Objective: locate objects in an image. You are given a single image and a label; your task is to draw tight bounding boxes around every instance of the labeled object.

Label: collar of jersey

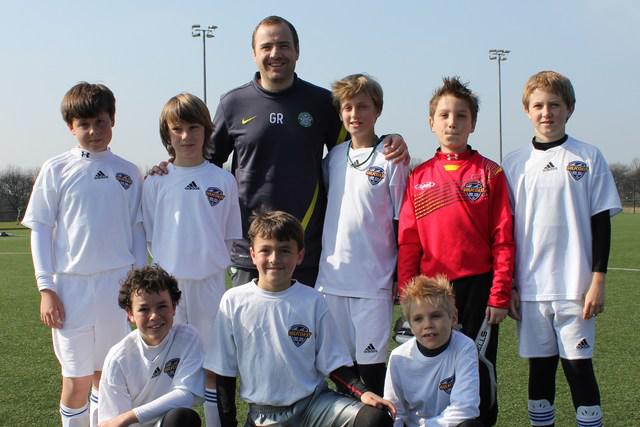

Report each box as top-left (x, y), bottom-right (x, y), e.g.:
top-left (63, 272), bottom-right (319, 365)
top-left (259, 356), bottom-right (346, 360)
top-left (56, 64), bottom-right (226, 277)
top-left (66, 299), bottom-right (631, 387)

top-left (73, 146), bottom-right (111, 160)
top-left (434, 146), bottom-right (475, 161)
top-left (252, 72), bottom-right (299, 98)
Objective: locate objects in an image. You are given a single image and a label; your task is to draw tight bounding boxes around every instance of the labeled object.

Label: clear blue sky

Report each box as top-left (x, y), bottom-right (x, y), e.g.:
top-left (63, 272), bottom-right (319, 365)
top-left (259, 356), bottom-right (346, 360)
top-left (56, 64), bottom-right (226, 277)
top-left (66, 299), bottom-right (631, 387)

top-left (2, 0), bottom-right (639, 170)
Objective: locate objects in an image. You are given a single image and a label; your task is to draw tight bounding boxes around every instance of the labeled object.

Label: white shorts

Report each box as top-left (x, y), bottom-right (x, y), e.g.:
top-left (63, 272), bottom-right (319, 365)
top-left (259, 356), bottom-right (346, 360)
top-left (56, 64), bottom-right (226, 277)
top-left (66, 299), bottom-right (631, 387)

top-left (174, 271), bottom-right (226, 349)
top-left (518, 300), bottom-right (595, 359)
top-left (52, 266), bottom-right (131, 377)
top-left (322, 293), bottom-right (391, 364)
top-left (246, 383), bottom-right (363, 427)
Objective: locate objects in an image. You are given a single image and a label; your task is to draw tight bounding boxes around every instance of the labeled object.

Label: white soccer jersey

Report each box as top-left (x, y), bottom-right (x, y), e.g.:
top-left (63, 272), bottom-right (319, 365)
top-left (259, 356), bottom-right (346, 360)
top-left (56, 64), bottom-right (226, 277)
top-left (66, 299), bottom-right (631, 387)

top-left (502, 137), bottom-right (622, 301)
top-left (316, 142), bottom-right (409, 298)
top-left (205, 281), bottom-right (353, 406)
top-left (143, 162), bottom-right (242, 280)
top-left (99, 324), bottom-right (205, 427)
top-left (22, 147), bottom-right (143, 274)
top-left (384, 330), bottom-right (480, 427)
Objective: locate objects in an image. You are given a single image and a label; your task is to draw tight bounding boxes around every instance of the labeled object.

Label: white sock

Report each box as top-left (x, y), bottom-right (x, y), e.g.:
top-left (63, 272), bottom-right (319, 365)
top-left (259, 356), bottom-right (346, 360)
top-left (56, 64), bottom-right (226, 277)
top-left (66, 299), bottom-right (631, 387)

top-left (89, 388), bottom-right (99, 427)
top-left (528, 399), bottom-right (555, 426)
top-left (204, 388), bottom-right (221, 427)
top-left (577, 405), bottom-right (603, 427)
top-left (60, 401), bottom-right (89, 427)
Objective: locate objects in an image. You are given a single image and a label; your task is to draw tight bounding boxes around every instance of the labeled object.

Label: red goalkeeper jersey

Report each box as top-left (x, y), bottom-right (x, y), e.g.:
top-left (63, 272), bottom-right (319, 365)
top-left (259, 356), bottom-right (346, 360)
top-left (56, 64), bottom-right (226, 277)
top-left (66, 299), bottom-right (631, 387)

top-left (397, 148), bottom-right (514, 308)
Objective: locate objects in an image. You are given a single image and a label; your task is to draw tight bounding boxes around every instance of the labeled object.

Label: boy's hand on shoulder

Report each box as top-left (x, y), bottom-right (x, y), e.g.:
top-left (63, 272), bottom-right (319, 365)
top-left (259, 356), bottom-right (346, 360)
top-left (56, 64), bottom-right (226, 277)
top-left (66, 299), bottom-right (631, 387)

top-left (382, 134), bottom-right (410, 165)
top-left (583, 272), bottom-right (606, 320)
top-left (40, 289), bottom-right (65, 328)
top-left (508, 288), bottom-right (521, 321)
top-left (147, 160), bottom-right (172, 177)
top-left (486, 306), bottom-right (508, 324)
top-left (360, 391), bottom-right (396, 418)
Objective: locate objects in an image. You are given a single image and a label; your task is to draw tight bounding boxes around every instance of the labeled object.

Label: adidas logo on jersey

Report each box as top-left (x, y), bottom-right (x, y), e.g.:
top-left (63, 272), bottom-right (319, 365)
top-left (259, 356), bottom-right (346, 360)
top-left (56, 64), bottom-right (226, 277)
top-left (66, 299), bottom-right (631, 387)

top-left (151, 367), bottom-right (161, 378)
top-left (94, 170), bottom-right (108, 180)
top-left (543, 162), bottom-right (557, 172)
top-left (184, 181), bottom-right (200, 190)
top-left (576, 338), bottom-right (591, 350)
top-left (363, 343), bottom-right (378, 354)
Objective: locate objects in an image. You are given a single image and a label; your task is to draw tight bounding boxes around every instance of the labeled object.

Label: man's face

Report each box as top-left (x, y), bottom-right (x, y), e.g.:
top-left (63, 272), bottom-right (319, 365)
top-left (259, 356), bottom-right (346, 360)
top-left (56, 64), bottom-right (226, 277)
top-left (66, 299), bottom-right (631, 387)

top-left (252, 23), bottom-right (299, 91)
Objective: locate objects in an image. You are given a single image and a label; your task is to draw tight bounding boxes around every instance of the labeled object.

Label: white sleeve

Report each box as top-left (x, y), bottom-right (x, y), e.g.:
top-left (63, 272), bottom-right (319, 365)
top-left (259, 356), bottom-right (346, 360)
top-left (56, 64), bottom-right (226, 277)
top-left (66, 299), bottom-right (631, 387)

top-left (204, 294), bottom-right (238, 376)
top-left (132, 221), bottom-right (147, 268)
top-left (30, 222), bottom-right (55, 291)
top-left (98, 357), bottom-right (134, 424)
top-left (133, 388), bottom-right (196, 424)
top-left (141, 178), bottom-right (156, 245)
top-left (314, 300), bottom-right (353, 376)
top-left (388, 159), bottom-right (410, 219)
top-left (384, 353), bottom-right (408, 427)
top-left (427, 340), bottom-right (480, 426)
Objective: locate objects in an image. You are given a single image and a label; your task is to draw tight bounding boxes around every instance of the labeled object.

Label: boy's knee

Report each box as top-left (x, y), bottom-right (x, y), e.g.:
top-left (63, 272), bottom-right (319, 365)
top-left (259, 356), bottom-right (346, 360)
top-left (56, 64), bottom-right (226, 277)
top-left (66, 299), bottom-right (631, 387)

top-left (353, 405), bottom-right (393, 427)
top-left (160, 407), bottom-right (202, 427)
top-left (61, 375), bottom-right (93, 406)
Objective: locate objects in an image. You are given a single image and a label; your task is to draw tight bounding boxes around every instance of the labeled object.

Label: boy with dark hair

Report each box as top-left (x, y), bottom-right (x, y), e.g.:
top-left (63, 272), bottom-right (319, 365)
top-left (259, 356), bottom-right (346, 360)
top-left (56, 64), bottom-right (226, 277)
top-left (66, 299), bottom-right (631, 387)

top-left (23, 82), bottom-right (146, 427)
top-left (99, 265), bottom-right (203, 427)
top-left (385, 275), bottom-right (482, 427)
top-left (144, 92), bottom-right (242, 427)
top-left (316, 73), bottom-right (409, 395)
top-left (205, 210), bottom-right (396, 427)
top-left (503, 70), bottom-right (622, 427)
top-left (397, 77), bottom-right (514, 426)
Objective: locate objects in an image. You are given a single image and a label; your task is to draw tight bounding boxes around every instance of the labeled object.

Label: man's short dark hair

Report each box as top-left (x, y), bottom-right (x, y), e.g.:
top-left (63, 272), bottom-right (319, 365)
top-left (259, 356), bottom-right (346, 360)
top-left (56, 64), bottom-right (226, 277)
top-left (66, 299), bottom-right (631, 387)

top-left (251, 15), bottom-right (299, 53)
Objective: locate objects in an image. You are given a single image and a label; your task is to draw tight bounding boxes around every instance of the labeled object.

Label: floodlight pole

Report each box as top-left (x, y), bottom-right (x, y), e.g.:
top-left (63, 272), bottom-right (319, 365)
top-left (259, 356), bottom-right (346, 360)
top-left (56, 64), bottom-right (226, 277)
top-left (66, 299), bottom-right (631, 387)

top-left (488, 49), bottom-right (509, 163)
top-left (192, 24), bottom-right (218, 104)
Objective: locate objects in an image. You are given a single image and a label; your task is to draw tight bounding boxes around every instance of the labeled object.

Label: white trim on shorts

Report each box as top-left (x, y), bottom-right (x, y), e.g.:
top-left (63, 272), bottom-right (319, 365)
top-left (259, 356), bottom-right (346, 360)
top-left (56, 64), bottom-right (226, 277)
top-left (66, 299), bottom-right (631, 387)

top-left (322, 294), bottom-right (391, 364)
top-left (518, 300), bottom-right (595, 359)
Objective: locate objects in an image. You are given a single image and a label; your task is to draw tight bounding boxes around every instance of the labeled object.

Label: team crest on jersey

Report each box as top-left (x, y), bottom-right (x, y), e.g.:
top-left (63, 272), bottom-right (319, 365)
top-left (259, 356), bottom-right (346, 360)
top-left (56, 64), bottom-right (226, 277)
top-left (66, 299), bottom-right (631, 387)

top-left (297, 112), bottom-right (313, 128)
top-left (115, 173), bottom-right (133, 190)
top-left (206, 187), bottom-right (225, 207)
top-left (567, 161), bottom-right (589, 181)
top-left (288, 324), bottom-right (312, 347)
top-left (462, 181), bottom-right (485, 201)
top-left (439, 374), bottom-right (455, 394)
top-left (163, 358), bottom-right (180, 378)
top-left (366, 166), bottom-right (385, 185)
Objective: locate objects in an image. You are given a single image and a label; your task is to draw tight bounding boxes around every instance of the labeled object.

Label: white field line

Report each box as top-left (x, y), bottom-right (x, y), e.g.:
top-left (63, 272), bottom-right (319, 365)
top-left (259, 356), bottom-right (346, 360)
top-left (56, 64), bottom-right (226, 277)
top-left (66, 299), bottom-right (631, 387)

top-left (0, 252), bottom-right (30, 255)
top-left (609, 267), bottom-right (640, 272)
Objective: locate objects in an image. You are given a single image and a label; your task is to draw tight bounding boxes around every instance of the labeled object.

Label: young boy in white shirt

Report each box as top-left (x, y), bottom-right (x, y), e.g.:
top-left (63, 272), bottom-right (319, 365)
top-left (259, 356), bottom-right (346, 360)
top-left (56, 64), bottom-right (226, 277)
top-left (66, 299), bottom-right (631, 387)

top-left (205, 210), bottom-right (396, 427)
top-left (385, 275), bottom-right (482, 427)
top-left (23, 82), bottom-right (146, 427)
top-left (316, 73), bottom-right (409, 395)
top-left (503, 70), bottom-right (622, 427)
top-left (99, 265), bottom-right (204, 427)
top-left (143, 92), bottom-right (242, 427)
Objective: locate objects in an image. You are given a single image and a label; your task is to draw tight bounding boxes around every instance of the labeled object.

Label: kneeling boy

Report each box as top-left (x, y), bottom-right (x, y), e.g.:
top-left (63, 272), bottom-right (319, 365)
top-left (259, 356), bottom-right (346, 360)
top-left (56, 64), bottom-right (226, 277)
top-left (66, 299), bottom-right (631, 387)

top-left (385, 275), bottom-right (482, 427)
top-left (205, 211), bottom-right (395, 427)
top-left (98, 266), bottom-right (204, 427)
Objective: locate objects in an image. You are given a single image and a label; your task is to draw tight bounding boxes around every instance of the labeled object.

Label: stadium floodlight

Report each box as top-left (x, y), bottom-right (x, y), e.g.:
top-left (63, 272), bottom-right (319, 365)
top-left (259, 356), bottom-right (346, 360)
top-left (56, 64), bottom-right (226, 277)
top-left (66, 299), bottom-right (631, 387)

top-left (192, 24), bottom-right (218, 104)
top-left (488, 49), bottom-right (510, 163)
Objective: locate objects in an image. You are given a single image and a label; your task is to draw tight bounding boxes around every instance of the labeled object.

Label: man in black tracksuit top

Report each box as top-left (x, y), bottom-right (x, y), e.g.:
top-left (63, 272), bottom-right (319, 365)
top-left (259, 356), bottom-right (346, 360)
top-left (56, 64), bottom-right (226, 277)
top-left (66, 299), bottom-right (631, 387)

top-left (211, 15), bottom-right (407, 287)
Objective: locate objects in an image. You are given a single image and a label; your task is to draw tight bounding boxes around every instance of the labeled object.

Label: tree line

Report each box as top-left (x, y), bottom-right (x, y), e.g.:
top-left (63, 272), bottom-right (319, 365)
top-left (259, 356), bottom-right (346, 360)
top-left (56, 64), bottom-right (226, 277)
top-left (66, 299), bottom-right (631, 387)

top-left (1, 158), bottom-right (639, 222)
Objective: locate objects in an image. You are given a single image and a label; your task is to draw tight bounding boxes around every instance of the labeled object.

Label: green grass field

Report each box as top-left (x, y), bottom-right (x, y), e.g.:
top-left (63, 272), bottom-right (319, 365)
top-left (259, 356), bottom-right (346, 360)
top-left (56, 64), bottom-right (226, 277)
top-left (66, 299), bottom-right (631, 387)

top-left (1, 215), bottom-right (638, 426)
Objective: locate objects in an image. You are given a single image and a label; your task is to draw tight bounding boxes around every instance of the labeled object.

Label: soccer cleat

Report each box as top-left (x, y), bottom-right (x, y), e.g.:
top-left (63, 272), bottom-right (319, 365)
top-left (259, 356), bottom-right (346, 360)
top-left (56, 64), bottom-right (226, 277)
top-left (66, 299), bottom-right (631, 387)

top-left (393, 317), bottom-right (413, 344)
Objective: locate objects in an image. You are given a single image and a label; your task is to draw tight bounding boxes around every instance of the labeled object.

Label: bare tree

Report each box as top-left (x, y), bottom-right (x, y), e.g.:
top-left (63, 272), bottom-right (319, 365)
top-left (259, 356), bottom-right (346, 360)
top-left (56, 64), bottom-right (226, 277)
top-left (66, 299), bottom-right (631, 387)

top-left (0, 165), bottom-right (37, 222)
